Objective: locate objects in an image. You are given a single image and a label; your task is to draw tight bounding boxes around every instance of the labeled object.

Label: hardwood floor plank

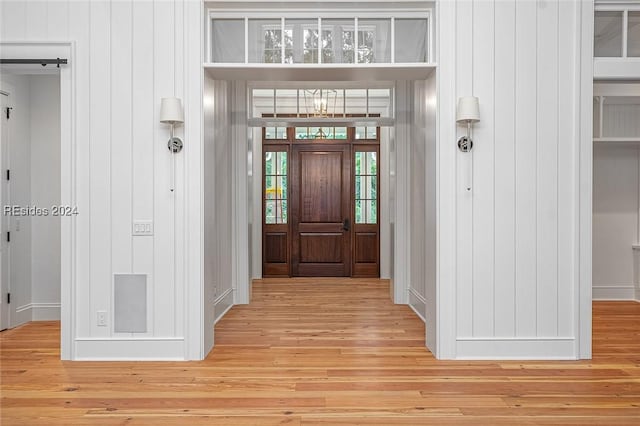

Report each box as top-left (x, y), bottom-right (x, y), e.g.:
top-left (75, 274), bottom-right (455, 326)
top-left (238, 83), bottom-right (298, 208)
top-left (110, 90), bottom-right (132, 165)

top-left (2, 279), bottom-right (640, 425)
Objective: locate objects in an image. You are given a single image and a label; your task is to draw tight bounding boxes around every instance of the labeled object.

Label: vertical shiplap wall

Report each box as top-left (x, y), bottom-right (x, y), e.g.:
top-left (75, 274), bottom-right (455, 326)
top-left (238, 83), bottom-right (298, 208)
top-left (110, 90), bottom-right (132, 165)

top-left (0, 0), bottom-right (202, 358)
top-left (450, 0), bottom-right (588, 357)
top-left (593, 146), bottom-right (639, 300)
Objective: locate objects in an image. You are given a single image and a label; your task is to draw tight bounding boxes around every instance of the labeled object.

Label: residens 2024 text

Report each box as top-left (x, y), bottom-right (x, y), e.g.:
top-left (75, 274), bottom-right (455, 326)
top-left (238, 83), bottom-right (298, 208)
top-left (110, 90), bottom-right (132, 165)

top-left (3, 205), bottom-right (79, 216)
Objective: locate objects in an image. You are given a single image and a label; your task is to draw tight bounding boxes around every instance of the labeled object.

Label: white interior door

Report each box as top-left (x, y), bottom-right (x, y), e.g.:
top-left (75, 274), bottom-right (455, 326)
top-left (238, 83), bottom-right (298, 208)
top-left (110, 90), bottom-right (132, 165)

top-left (0, 92), bottom-right (10, 331)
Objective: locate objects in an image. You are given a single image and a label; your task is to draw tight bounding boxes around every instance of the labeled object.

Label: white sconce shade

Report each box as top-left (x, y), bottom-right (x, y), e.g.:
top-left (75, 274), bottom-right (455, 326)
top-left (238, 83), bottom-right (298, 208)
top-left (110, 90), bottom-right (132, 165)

top-left (160, 97), bottom-right (184, 124)
top-left (456, 96), bottom-right (480, 123)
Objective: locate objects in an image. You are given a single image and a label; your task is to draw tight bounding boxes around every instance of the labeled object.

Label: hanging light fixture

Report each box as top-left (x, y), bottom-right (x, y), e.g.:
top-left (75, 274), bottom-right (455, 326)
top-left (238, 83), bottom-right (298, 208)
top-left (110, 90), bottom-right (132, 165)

top-left (303, 89), bottom-right (338, 118)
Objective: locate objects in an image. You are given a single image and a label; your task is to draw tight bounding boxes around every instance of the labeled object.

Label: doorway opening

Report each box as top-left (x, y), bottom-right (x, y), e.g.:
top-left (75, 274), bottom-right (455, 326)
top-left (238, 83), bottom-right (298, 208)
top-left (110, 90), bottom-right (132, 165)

top-left (0, 69), bottom-right (62, 333)
top-left (262, 127), bottom-right (380, 277)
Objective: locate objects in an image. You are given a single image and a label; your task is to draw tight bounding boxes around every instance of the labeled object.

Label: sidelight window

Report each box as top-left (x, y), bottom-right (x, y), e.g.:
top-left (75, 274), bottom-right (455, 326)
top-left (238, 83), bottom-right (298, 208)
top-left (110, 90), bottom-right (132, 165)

top-left (264, 151), bottom-right (288, 224)
top-left (354, 151), bottom-right (377, 224)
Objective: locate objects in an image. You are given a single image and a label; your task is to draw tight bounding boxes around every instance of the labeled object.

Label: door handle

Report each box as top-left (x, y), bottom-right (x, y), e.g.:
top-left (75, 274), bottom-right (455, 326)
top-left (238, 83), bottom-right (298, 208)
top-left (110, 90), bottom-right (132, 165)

top-left (343, 218), bottom-right (350, 231)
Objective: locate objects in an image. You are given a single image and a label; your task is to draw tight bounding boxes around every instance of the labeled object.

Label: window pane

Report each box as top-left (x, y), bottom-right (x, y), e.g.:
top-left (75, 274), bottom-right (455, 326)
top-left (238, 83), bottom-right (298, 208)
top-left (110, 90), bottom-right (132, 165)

top-left (275, 89), bottom-right (298, 115)
top-left (321, 127), bottom-right (333, 138)
top-left (276, 127), bottom-right (287, 139)
top-left (594, 11), bottom-right (623, 57)
top-left (355, 175), bottom-right (362, 198)
top-left (284, 27), bottom-right (293, 63)
top-left (355, 126), bottom-right (366, 139)
top-left (369, 176), bottom-right (377, 199)
top-left (265, 176), bottom-right (274, 199)
top-left (394, 19), bottom-right (428, 62)
top-left (367, 151), bottom-right (377, 174)
top-left (355, 200), bottom-right (363, 223)
top-left (309, 127), bottom-right (321, 138)
top-left (286, 19), bottom-right (319, 63)
top-left (254, 89), bottom-right (275, 115)
top-left (321, 19), bottom-right (355, 63)
top-left (278, 176), bottom-right (287, 199)
top-left (629, 12), bottom-right (640, 57)
top-left (295, 127), bottom-right (309, 139)
top-left (335, 127), bottom-right (348, 139)
top-left (358, 19), bottom-right (391, 63)
top-left (277, 152), bottom-right (287, 175)
top-left (367, 200), bottom-right (377, 224)
top-left (265, 200), bottom-right (276, 223)
top-left (265, 127), bottom-right (276, 139)
top-left (249, 19), bottom-right (282, 63)
top-left (211, 19), bottom-right (245, 63)
top-left (264, 152), bottom-right (274, 175)
top-left (281, 200), bottom-right (288, 223)
top-left (366, 127), bottom-right (377, 140)
top-left (345, 89), bottom-right (367, 115)
top-left (355, 152), bottom-right (363, 175)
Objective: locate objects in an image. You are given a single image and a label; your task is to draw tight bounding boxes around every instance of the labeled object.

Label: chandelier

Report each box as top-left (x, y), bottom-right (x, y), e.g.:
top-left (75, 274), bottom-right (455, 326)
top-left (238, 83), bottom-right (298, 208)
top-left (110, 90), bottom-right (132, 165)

top-left (303, 89), bottom-right (338, 118)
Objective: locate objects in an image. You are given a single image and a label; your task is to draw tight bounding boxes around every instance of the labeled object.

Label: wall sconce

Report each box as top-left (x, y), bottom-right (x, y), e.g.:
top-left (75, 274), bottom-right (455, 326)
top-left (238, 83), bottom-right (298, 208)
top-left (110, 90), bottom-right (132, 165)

top-left (160, 97), bottom-right (184, 192)
top-left (456, 96), bottom-right (480, 152)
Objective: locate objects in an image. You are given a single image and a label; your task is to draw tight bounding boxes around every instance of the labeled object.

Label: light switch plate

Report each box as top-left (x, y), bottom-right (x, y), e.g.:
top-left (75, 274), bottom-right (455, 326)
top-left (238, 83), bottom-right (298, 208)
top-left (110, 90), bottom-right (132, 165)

top-left (132, 221), bottom-right (153, 236)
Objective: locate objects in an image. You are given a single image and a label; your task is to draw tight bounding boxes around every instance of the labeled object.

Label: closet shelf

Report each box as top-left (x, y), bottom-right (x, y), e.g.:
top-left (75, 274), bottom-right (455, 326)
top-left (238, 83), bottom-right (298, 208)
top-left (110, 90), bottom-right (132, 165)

top-left (594, 138), bottom-right (640, 143)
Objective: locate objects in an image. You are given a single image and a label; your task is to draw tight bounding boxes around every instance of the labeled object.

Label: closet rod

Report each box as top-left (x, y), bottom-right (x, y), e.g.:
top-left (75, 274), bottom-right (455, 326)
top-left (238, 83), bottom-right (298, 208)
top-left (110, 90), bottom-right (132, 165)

top-left (0, 58), bottom-right (68, 68)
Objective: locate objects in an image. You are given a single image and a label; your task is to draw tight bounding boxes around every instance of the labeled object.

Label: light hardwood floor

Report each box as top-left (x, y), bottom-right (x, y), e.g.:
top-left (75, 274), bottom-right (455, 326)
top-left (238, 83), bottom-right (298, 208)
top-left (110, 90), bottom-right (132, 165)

top-left (1, 278), bottom-right (639, 425)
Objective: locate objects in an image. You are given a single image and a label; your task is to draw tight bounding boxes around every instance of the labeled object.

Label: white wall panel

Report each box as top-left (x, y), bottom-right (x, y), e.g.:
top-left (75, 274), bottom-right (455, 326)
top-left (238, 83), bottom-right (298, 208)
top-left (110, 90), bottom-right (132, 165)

top-left (423, 75), bottom-right (437, 352)
top-left (536, 0), bottom-right (559, 338)
top-left (492, 0), bottom-right (516, 338)
top-left (557, 0), bottom-right (577, 336)
top-left (88, 0), bottom-right (112, 338)
top-left (47, 0), bottom-right (69, 40)
top-left (131, 0), bottom-right (156, 337)
top-left (0, 0), bottom-right (26, 40)
top-left (513, 0), bottom-right (538, 338)
top-left (455, 0), bottom-right (474, 338)
top-left (68, 0), bottom-right (92, 339)
top-left (25, 1), bottom-right (48, 40)
top-left (446, 0), bottom-right (590, 357)
top-left (410, 80), bottom-right (426, 318)
top-left (30, 76), bottom-right (61, 315)
top-left (593, 146), bottom-right (639, 299)
top-left (153, 0), bottom-right (177, 337)
top-left (0, 0), bottom-right (203, 358)
top-left (471, 0), bottom-right (495, 337)
top-left (110, 1), bottom-right (133, 317)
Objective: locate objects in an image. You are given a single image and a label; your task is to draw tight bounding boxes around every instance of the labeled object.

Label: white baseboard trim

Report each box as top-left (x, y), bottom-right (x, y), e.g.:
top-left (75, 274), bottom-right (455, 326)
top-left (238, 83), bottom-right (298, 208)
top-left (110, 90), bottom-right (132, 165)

top-left (408, 288), bottom-right (426, 323)
top-left (14, 302), bottom-right (61, 320)
top-left (74, 337), bottom-right (185, 361)
top-left (592, 285), bottom-right (636, 300)
top-left (456, 337), bottom-right (577, 360)
top-left (214, 288), bottom-right (234, 324)
top-left (32, 303), bottom-right (61, 320)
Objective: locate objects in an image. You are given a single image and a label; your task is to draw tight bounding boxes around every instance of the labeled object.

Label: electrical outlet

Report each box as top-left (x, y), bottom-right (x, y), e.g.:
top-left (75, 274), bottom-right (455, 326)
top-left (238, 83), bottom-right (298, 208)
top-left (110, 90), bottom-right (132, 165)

top-left (132, 221), bottom-right (153, 236)
top-left (97, 311), bottom-right (108, 327)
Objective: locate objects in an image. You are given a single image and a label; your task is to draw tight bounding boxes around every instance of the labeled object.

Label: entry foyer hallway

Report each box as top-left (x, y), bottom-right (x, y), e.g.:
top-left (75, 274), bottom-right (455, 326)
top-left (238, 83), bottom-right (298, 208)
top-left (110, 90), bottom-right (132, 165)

top-left (1, 279), bottom-right (639, 424)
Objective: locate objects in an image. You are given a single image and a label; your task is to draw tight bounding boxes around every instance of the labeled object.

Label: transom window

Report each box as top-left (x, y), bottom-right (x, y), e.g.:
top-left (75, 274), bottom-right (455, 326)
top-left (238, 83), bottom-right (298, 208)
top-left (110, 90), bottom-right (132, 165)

top-left (209, 13), bottom-right (432, 64)
top-left (594, 7), bottom-right (640, 57)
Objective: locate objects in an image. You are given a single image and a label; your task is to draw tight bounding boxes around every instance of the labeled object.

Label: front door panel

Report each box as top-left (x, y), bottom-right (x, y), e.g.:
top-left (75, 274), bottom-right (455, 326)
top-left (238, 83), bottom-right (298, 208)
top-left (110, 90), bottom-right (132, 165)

top-left (291, 145), bottom-right (351, 276)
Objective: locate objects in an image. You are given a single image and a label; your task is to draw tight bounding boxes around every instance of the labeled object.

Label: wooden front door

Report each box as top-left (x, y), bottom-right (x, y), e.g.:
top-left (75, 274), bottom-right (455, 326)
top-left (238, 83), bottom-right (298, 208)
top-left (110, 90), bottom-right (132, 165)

top-left (290, 144), bottom-right (351, 276)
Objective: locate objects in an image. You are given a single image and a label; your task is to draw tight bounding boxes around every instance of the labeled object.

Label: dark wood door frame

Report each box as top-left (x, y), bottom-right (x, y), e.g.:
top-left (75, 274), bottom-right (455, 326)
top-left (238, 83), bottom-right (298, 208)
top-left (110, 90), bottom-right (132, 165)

top-left (262, 128), bottom-right (380, 278)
